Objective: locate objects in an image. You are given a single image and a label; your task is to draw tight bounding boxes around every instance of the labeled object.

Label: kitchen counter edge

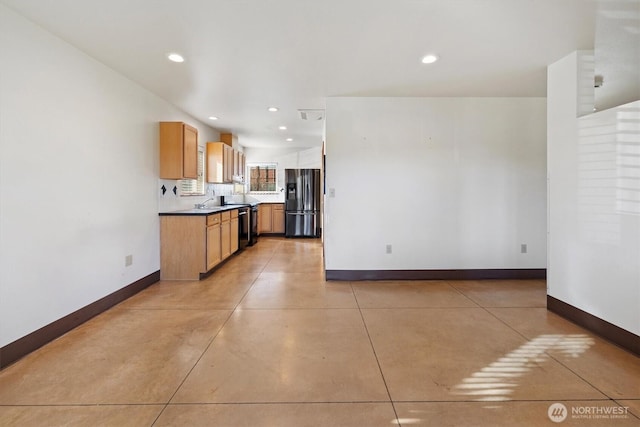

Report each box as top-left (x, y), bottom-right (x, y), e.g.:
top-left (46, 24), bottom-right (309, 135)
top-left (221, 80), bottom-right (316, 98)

top-left (159, 203), bottom-right (254, 216)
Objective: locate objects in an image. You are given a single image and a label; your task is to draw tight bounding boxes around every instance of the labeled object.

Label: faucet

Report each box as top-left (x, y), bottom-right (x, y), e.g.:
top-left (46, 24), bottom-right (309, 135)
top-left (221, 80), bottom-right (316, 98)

top-left (194, 198), bottom-right (215, 209)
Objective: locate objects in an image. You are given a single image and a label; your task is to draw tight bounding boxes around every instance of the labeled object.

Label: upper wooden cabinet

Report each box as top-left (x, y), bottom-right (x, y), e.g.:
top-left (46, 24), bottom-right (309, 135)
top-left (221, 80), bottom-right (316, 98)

top-left (220, 133), bottom-right (245, 183)
top-left (206, 142), bottom-right (234, 183)
top-left (159, 122), bottom-right (198, 180)
top-left (206, 141), bottom-right (245, 184)
top-left (235, 151), bottom-right (246, 182)
top-left (220, 133), bottom-right (233, 146)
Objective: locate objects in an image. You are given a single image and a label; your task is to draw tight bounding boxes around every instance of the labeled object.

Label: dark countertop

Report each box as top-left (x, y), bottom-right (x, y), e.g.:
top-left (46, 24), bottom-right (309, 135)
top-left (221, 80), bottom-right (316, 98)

top-left (159, 203), bottom-right (253, 216)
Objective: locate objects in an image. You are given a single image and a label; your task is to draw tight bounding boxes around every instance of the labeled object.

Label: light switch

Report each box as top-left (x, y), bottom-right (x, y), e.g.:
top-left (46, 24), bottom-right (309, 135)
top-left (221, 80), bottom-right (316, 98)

top-left (329, 188), bottom-right (335, 198)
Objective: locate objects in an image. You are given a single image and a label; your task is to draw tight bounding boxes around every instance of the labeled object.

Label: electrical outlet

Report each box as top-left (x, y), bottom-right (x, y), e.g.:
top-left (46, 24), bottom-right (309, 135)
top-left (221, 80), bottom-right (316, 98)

top-left (520, 244), bottom-right (527, 254)
top-left (125, 255), bottom-right (133, 266)
top-left (386, 244), bottom-right (392, 254)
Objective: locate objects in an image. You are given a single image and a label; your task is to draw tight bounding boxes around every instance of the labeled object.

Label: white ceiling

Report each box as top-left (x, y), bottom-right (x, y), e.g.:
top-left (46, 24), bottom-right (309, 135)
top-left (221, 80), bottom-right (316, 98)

top-left (1, 0), bottom-right (601, 148)
top-left (594, 0), bottom-right (640, 111)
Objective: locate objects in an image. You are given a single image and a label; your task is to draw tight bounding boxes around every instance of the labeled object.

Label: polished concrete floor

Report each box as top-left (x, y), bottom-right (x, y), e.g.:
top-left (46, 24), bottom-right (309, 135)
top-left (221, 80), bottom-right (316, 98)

top-left (0, 237), bottom-right (638, 426)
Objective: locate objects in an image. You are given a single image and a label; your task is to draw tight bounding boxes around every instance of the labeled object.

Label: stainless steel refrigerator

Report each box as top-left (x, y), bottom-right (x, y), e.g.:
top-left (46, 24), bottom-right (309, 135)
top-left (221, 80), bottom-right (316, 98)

top-left (285, 169), bottom-right (321, 237)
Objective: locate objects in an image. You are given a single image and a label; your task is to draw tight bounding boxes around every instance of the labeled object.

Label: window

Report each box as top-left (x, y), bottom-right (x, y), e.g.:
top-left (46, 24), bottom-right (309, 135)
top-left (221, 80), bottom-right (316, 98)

top-left (180, 148), bottom-right (205, 195)
top-left (248, 163), bottom-right (277, 192)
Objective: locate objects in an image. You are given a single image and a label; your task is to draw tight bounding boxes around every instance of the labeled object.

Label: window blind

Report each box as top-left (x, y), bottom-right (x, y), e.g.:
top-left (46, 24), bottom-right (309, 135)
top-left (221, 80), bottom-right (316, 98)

top-left (180, 149), bottom-right (205, 195)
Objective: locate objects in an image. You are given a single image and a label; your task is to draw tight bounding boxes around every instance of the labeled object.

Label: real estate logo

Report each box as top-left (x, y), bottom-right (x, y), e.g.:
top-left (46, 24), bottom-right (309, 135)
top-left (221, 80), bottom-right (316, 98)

top-left (548, 403), bottom-right (568, 423)
top-left (547, 402), bottom-right (630, 423)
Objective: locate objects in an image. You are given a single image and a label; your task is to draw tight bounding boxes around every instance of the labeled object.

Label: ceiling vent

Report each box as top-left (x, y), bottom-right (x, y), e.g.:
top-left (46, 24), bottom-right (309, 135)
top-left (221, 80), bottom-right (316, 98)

top-left (298, 109), bottom-right (325, 121)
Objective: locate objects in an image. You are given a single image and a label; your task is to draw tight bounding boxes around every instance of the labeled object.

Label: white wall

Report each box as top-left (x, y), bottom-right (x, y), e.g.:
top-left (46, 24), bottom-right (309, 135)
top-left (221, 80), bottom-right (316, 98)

top-left (243, 146), bottom-right (322, 202)
top-left (0, 5), bottom-right (219, 347)
top-left (547, 52), bottom-right (640, 335)
top-left (324, 97), bottom-right (547, 271)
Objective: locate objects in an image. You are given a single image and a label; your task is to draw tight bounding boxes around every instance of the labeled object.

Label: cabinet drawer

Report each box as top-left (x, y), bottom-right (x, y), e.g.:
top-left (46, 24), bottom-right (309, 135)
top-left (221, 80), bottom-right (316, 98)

top-left (273, 203), bottom-right (284, 210)
top-left (230, 209), bottom-right (239, 219)
top-left (221, 210), bottom-right (231, 222)
top-left (207, 214), bottom-right (221, 226)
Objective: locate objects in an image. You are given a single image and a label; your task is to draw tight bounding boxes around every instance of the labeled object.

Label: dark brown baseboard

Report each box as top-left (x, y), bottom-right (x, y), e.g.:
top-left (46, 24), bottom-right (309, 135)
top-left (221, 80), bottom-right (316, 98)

top-left (325, 269), bottom-right (547, 281)
top-left (547, 295), bottom-right (639, 356)
top-left (0, 270), bottom-right (160, 370)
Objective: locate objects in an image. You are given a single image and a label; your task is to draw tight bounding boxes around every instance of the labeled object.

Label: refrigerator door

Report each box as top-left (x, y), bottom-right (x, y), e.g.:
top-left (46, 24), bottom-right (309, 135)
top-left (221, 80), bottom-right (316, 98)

top-left (285, 169), bottom-right (302, 212)
top-left (285, 169), bottom-right (321, 237)
top-left (302, 169), bottom-right (321, 211)
top-left (285, 169), bottom-right (321, 211)
top-left (286, 211), bottom-right (318, 237)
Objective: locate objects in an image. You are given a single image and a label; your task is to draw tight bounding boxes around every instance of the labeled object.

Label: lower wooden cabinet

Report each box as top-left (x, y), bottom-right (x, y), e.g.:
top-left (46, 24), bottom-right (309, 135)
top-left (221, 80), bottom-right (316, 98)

top-left (258, 203), bottom-right (285, 234)
top-left (258, 204), bottom-right (273, 233)
top-left (272, 204), bottom-right (285, 233)
top-left (160, 209), bottom-right (240, 280)
top-left (221, 211), bottom-right (231, 259)
top-left (206, 215), bottom-right (221, 271)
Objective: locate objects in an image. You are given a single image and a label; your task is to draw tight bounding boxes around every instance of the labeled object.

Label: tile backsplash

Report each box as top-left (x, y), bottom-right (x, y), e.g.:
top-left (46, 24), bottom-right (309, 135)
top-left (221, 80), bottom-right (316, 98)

top-left (158, 180), bottom-right (240, 212)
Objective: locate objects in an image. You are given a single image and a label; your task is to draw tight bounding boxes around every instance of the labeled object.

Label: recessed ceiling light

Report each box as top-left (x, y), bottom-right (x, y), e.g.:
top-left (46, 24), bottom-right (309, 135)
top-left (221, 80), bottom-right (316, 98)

top-left (286, 138), bottom-right (293, 142)
top-left (167, 53), bottom-right (185, 63)
top-left (421, 54), bottom-right (439, 64)
top-left (279, 126), bottom-right (287, 130)
top-left (268, 107), bottom-right (279, 112)
top-left (208, 116), bottom-right (219, 120)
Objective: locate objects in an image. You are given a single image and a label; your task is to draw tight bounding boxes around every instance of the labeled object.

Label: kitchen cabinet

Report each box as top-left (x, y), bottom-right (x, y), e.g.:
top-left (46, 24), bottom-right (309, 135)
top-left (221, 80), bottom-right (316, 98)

top-left (239, 152), bottom-right (246, 182)
top-left (258, 204), bottom-right (273, 233)
top-left (159, 208), bottom-right (241, 280)
top-left (220, 133), bottom-right (233, 146)
top-left (160, 214), bottom-right (218, 280)
top-left (206, 142), bottom-right (234, 183)
top-left (272, 204), bottom-right (285, 233)
top-left (258, 203), bottom-right (285, 234)
top-left (233, 151), bottom-right (246, 182)
top-left (207, 138), bottom-right (245, 183)
top-left (234, 150), bottom-right (240, 179)
top-left (220, 133), bottom-right (244, 182)
top-left (221, 210), bottom-right (231, 259)
top-left (159, 122), bottom-right (198, 180)
top-left (224, 145), bottom-right (234, 182)
top-left (206, 214), bottom-right (222, 271)
top-left (220, 133), bottom-right (236, 182)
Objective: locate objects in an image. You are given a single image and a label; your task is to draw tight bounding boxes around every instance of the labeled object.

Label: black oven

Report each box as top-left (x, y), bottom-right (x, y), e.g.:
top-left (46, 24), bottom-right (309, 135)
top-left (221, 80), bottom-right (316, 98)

top-left (238, 207), bottom-right (250, 249)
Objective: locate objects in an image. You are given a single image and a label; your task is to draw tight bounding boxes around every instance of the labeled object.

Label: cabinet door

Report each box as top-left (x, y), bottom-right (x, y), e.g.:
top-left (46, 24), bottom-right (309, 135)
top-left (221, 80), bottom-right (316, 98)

top-left (233, 150), bottom-right (240, 178)
top-left (239, 152), bottom-right (246, 182)
top-left (221, 220), bottom-right (231, 259)
top-left (206, 224), bottom-right (221, 270)
top-left (231, 217), bottom-right (239, 253)
top-left (159, 122), bottom-right (198, 180)
top-left (272, 204), bottom-right (285, 234)
top-left (182, 124), bottom-right (198, 179)
top-left (206, 142), bottom-right (224, 183)
top-left (258, 204), bottom-right (272, 233)
top-left (221, 145), bottom-right (232, 183)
